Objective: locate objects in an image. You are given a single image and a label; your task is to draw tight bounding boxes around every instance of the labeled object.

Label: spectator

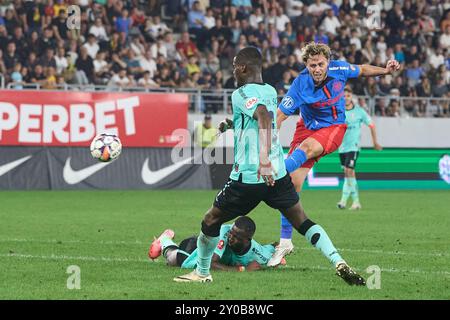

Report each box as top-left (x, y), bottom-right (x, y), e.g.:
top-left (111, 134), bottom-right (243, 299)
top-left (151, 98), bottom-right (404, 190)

top-left (124, 49), bottom-right (142, 78)
top-left (308, 0), bottom-right (331, 17)
top-left (160, 32), bottom-right (178, 61)
top-left (115, 9), bottom-right (132, 36)
top-left (405, 59), bottom-right (425, 87)
top-left (231, 0), bottom-right (252, 19)
top-left (54, 47), bottom-right (68, 76)
top-left (83, 34), bottom-right (100, 60)
top-left (139, 50), bottom-right (157, 78)
top-left (130, 35), bottom-right (146, 58)
top-left (275, 7), bottom-right (290, 33)
top-left (151, 36), bottom-right (168, 59)
top-left (75, 46), bottom-right (94, 85)
top-left (296, 6), bottom-right (315, 29)
top-left (275, 70), bottom-right (293, 94)
top-left (108, 68), bottom-right (131, 88)
top-left (349, 28), bottom-right (362, 50)
top-left (321, 9), bottom-right (341, 35)
top-left (186, 55), bottom-right (201, 76)
top-left (405, 45), bottom-right (421, 64)
top-left (10, 62), bottom-right (23, 89)
top-left (30, 64), bottom-right (46, 85)
top-left (429, 48), bottom-right (445, 70)
top-left (440, 26), bottom-right (450, 50)
top-left (3, 41), bottom-right (19, 73)
top-left (89, 17), bottom-right (109, 42)
top-left (393, 43), bottom-right (405, 64)
top-left (42, 66), bottom-right (57, 90)
top-left (286, 0), bottom-right (304, 18)
top-left (432, 77), bottom-right (448, 98)
top-left (249, 7), bottom-right (264, 29)
top-left (52, 8), bottom-right (69, 41)
top-left (204, 7), bottom-right (216, 30)
top-left (194, 114), bottom-right (217, 148)
top-left (176, 32), bottom-right (198, 59)
top-left (314, 28), bottom-right (329, 45)
top-left (386, 100), bottom-right (400, 117)
top-left (93, 51), bottom-right (111, 85)
top-left (137, 70), bottom-right (160, 89)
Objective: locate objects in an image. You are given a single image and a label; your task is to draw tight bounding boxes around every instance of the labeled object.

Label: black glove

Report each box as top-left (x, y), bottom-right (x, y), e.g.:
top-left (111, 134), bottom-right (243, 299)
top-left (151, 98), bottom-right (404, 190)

top-left (218, 118), bottom-right (234, 133)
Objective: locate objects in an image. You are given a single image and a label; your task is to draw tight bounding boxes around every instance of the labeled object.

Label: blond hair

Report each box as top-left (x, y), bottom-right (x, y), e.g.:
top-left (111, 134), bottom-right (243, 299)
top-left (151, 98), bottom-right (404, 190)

top-left (301, 42), bottom-right (332, 63)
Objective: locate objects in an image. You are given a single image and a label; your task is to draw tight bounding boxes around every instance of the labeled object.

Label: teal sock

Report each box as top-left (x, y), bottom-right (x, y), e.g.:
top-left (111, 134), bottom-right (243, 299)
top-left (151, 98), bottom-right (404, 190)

top-left (340, 178), bottom-right (351, 203)
top-left (348, 178), bottom-right (360, 203)
top-left (160, 236), bottom-right (177, 256)
top-left (303, 222), bottom-right (344, 266)
top-left (195, 231), bottom-right (219, 276)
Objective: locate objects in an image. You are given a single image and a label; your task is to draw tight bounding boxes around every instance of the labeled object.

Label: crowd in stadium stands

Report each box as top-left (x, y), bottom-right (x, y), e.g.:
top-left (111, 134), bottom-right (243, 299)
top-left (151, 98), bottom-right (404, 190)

top-left (0, 0), bottom-right (449, 117)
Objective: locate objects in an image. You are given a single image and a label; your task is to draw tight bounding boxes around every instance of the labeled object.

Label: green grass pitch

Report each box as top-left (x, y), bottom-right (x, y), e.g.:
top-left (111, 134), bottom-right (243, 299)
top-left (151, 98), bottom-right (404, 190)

top-left (0, 190), bottom-right (449, 300)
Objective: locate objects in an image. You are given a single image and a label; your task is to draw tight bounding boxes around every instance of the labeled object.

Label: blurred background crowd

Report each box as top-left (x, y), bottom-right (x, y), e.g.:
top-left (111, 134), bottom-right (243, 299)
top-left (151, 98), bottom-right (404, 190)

top-left (0, 0), bottom-right (449, 117)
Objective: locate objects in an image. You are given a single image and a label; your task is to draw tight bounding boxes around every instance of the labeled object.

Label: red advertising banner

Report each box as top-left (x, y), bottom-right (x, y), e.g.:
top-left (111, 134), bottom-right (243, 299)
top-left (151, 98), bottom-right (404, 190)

top-left (0, 90), bottom-right (188, 147)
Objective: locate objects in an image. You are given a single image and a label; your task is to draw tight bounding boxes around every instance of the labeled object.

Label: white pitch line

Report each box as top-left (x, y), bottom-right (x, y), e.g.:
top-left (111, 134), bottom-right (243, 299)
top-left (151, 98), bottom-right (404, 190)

top-left (1, 253), bottom-right (449, 276)
top-left (0, 253), bottom-right (148, 263)
top-left (0, 238), bottom-right (448, 258)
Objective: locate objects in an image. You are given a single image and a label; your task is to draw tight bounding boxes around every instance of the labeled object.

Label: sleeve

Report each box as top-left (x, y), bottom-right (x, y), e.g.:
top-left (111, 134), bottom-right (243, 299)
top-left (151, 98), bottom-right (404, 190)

top-left (232, 87), bottom-right (263, 118)
top-left (261, 244), bottom-right (276, 262)
top-left (278, 77), bottom-right (302, 116)
top-left (213, 225), bottom-right (231, 258)
top-left (339, 61), bottom-right (360, 80)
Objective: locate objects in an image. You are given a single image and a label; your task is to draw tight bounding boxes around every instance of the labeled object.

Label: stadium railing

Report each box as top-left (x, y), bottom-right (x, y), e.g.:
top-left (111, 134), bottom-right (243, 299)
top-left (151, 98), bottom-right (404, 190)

top-left (2, 82), bottom-right (449, 118)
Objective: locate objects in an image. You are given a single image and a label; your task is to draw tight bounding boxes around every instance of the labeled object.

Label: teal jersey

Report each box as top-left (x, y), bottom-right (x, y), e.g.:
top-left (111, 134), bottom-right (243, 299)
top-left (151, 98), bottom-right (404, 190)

top-left (181, 225), bottom-right (275, 269)
top-left (229, 83), bottom-right (287, 184)
top-left (339, 105), bottom-right (373, 153)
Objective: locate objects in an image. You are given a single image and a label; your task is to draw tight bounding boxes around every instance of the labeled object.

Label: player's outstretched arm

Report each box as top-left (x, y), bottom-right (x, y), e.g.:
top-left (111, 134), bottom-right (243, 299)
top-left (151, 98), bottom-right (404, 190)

top-left (210, 254), bottom-right (245, 272)
top-left (368, 124), bottom-right (382, 150)
top-left (254, 105), bottom-right (275, 186)
top-left (358, 60), bottom-right (401, 77)
top-left (276, 108), bottom-right (288, 130)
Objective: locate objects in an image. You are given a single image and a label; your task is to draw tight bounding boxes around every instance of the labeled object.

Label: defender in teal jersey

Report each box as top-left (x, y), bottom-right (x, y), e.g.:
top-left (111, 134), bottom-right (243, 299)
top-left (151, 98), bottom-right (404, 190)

top-left (174, 47), bottom-right (365, 286)
top-left (151, 216), bottom-right (279, 272)
top-left (337, 85), bottom-right (382, 210)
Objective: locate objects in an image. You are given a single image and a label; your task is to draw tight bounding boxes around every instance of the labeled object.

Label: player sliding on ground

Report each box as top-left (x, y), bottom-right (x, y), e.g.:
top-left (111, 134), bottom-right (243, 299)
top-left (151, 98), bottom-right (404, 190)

top-left (174, 46), bottom-right (365, 285)
top-left (149, 216), bottom-right (285, 271)
top-left (337, 85), bottom-right (382, 210)
top-left (267, 42), bottom-right (400, 267)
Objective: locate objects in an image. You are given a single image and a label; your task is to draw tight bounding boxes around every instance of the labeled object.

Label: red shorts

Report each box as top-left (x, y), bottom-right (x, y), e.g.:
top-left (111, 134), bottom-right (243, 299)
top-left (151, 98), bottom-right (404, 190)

top-left (288, 120), bottom-right (347, 169)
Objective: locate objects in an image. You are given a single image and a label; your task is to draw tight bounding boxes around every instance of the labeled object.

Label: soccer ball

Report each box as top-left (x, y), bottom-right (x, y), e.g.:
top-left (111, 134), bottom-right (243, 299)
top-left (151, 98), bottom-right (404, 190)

top-left (90, 133), bottom-right (122, 162)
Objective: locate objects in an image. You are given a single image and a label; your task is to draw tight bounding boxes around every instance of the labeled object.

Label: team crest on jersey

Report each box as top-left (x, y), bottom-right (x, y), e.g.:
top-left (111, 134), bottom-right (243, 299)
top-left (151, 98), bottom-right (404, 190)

top-left (332, 81), bottom-right (343, 93)
top-left (217, 240), bottom-right (225, 250)
top-left (282, 96), bottom-right (294, 108)
top-left (245, 97), bottom-right (258, 109)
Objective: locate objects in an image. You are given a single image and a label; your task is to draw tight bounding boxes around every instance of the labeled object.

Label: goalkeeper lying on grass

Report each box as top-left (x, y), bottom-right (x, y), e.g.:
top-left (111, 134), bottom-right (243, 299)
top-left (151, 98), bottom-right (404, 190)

top-left (149, 216), bottom-right (285, 272)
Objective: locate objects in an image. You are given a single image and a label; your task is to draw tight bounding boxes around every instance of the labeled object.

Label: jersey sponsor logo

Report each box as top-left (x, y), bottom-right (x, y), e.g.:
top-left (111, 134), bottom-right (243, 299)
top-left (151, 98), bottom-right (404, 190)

top-left (311, 91), bottom-right (344, 108)
top-left (328, 66), bottom-right (349, 71)
top-left (63, 157), bottom-right (111, 184)
top-left (281, 96), bottom-right (294, 109)
top-left (245, 97), bottom-right (258, 109)
top-left (0, 155), bottom-right (32, 178)
top-left (217, 240), bottom-right (225, 250)
top-left (332, 81), bottom-right (343, 93)
top-left (141, 157), bottom-right (193, 185)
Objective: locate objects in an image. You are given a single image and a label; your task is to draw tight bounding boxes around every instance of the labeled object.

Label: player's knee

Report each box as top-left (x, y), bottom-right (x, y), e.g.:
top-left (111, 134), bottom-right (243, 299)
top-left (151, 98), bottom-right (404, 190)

top-left (201, 219), bottom-right (221, 237)
top-left (166, 249), bottom-right (178, 266)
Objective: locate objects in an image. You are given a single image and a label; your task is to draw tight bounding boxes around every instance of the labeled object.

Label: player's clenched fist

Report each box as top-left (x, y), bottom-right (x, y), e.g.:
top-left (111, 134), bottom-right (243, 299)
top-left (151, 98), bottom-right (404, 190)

top-left (218, 118), bottom-right (234, 133)
top-left (386, 60), bottom-right (400, 73)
